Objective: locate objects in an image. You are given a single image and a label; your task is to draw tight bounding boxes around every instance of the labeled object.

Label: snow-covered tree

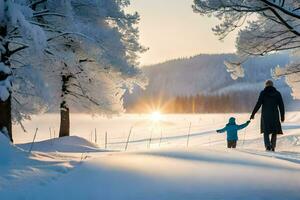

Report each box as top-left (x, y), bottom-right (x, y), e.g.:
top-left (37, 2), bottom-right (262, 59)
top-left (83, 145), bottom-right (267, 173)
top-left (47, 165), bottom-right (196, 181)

top-left (0, 0), bottom-right (146, 141)
top-left (192, 0), bottom-right (300, 97)
top-left (193, 1), bottom-right (300, 41)
top-left (37, 0), bottom-right (146, 137)
top-left (0, 0), bottom-right (54, 142)
top-left (272, 54), bottom-right (300, 98)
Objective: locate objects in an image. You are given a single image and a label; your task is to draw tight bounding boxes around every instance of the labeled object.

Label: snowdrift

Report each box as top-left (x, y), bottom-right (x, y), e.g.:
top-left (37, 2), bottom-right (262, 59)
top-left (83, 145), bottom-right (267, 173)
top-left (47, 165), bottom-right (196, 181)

top-left (17, 136), bottom-right (103, 153)
top-left (0, 133), bottom-right (79, 192)
top-left (0, 132), bottom-right (27, 165)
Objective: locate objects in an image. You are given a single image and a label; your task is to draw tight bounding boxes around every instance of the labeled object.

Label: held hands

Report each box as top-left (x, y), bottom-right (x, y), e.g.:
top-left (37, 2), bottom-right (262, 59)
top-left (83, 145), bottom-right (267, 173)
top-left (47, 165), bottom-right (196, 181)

top-left (250, 114), bottom-right (284, 122)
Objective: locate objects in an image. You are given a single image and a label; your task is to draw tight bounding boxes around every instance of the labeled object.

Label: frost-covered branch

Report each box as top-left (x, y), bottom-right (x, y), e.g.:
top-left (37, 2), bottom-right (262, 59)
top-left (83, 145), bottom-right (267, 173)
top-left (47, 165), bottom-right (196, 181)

top-left (193, 0), bottom-right (300, 99)
top-left (33, 12), bottom-right (66, 18)
top-left (260, 0), bottom-right (300, 19)
top-left (47, 32), bottom-right (94, 42)
top-left (28, 0), bottom-right (46, 8)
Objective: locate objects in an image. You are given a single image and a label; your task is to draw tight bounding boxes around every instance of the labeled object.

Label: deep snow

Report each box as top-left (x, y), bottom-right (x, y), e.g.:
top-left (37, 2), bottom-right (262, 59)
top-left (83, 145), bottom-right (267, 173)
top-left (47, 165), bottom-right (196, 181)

top-left (1, 147), bottom-right (300, 200)
top-left (0, 133), bottom-right (79, 194)
top-left (1, 113), bottom-right (300, 199)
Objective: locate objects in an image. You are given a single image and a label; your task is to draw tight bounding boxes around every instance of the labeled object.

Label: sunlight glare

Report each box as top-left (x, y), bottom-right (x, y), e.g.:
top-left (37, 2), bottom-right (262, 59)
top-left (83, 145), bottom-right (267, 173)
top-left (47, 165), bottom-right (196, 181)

top-left (150, 111), bottom-right (162, 122)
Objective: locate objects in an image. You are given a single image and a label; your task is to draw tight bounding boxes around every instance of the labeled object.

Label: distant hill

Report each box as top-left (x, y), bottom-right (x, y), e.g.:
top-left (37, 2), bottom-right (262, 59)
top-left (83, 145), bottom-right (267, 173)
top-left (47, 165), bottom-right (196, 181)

top-left (125, 53), bottom-right (295, 113)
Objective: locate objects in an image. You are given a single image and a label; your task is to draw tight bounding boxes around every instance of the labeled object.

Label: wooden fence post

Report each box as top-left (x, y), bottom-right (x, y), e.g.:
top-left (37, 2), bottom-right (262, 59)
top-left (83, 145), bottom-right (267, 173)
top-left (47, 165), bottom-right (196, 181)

top-left (94, 128), bottom-right (97, 144)
top-left (159, 129), bottom-right (163, 147)
top-left (29, 128), bottom-right (38, 153)
top-left (148, 128), bottom-right (153, 149)
top-left (105, 131), bottom-right (108, 149)
top-left (125, 127), bottom-right (133, 151)
top-left (187, 122), bottom-right (191, 147)
top-left (49, 127), bottom-right (52, 140)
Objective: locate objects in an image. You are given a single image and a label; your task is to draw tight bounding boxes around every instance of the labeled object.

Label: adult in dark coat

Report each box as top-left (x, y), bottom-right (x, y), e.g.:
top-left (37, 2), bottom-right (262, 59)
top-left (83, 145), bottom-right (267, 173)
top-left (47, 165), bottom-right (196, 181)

top-left (250, 80), bottom-right (285, 151)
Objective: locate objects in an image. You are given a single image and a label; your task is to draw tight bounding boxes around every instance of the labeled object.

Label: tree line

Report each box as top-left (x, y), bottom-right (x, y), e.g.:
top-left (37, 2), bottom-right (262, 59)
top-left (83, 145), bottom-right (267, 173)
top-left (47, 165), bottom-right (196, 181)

top-left (170, 92), bottom-right (259, 113)
top-left (126, 90), bottom-right (268, 113)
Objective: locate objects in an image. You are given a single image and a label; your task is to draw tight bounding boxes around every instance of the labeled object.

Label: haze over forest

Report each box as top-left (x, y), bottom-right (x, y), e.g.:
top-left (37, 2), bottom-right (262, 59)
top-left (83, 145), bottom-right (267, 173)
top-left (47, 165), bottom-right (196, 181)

top-left (125, 53), bottom-right (295, 113)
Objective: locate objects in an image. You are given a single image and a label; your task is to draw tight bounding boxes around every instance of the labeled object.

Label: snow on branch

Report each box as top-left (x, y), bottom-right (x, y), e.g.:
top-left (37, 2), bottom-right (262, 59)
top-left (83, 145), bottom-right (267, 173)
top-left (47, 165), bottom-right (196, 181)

top-left (224, 60), bottom-right (245, 80)
top-left (193, 0), bottom-right (300, 100)
top-left (273, 61), bottom-right (300, 99)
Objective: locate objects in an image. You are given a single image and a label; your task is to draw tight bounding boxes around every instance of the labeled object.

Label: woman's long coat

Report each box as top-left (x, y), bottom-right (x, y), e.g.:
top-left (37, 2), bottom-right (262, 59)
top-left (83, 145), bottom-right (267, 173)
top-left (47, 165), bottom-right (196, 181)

top-left (251, 86), bottom-right (285, 134)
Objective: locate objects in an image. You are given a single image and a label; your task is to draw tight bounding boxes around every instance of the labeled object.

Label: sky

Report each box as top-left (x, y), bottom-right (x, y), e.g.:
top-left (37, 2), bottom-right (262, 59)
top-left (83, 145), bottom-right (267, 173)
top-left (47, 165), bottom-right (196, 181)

top-left (127, 0), bottom-right (238, 66)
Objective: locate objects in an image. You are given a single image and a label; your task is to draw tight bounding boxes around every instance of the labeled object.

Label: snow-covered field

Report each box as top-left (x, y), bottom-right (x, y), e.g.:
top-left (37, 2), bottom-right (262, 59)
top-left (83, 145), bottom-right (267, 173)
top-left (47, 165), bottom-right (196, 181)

top-left (12, 112), bottom-right (300, 151)
top-left (1, 113), bottom-right (300, 199)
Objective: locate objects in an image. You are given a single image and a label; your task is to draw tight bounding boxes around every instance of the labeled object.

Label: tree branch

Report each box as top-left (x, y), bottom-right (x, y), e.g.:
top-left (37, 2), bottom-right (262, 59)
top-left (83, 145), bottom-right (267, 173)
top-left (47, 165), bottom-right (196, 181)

top-left (260, 0), bottom-right (300, 19)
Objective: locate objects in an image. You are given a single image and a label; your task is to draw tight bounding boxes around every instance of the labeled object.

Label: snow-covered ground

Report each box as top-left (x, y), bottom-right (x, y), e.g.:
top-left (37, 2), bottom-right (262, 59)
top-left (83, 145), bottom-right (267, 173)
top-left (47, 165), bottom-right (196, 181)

top-left (1, 113), bottom-right (300, 199)
top-left (12, 112), bottom-right (300, 151)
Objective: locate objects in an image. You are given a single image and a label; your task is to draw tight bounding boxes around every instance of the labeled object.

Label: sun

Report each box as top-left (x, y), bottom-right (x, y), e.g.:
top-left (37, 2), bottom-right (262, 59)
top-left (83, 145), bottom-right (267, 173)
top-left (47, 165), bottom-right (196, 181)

top-left (150, 111), bottom-right (162, 122)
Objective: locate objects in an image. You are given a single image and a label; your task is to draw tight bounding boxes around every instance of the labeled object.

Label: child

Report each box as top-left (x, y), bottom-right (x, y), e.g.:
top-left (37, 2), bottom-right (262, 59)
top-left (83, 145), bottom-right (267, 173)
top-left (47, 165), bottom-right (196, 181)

top-left (216, 117), bottom-right (250, 148)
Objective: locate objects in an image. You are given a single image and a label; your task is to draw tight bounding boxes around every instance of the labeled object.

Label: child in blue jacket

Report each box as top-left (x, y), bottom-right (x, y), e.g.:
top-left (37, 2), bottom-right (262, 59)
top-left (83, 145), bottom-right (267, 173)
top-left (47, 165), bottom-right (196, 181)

top-left (216, 117), bottom-right (250, 148)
